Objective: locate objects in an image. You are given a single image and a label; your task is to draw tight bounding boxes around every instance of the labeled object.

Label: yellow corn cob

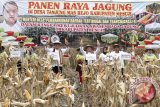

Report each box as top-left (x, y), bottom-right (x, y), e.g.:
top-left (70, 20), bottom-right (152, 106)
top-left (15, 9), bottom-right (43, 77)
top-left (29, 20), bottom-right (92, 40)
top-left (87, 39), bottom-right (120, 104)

top-left (23, 89), bottom-right (32, 101)
top-left (4, 97), bottom-right (9, 107)
top-left (6, 68), bottom-right (13, 77)
top-left (64, 87), bottom-right (71, 96)
top-left (25, 70), bottom-right (32, 77)
top-left (43, 74), bottom-right (49, 85)
top-left (138, 14), bottom-right (152, 24)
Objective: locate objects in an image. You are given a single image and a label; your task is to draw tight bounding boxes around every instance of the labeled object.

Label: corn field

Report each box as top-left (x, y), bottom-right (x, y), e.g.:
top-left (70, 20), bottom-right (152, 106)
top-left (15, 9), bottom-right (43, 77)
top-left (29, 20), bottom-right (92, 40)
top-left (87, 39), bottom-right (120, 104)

top-left (0, 47), bottom-right (160, 107)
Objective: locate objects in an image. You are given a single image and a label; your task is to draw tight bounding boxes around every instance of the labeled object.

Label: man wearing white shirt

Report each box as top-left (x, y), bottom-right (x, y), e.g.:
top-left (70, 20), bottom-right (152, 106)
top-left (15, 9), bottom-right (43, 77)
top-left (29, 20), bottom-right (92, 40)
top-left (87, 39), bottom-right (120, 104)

top-left (0, 1), bottom-right (23, 33)
top-left (46, 40), bottom-right (69, 74)
top-left (80, 44), bottom-right (100, 65)
top-left (110, 44), bottom-right (125, 75)
top-left (10, 40), bottom-right (27, 73)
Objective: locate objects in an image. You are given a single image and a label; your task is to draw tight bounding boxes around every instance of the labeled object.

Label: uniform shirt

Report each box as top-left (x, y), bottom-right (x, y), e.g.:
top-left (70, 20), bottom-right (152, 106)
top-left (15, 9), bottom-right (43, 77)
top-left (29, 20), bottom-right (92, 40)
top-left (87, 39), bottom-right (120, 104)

top-left (0, 20), bottom-right (23, 33)
top-left (143, 54), bottom-right (157, 62)
top-left (0, 51), bottom-right (8, 59)
top-left (76, 54), bottom-right (85, 64)
top-left (80, 47), bottom-right (100, 65)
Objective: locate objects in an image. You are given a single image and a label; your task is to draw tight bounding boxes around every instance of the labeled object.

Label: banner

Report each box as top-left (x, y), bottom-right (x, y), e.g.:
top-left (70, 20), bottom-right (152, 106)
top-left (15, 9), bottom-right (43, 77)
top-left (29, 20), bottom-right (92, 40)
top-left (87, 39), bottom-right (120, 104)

top-left (0, 0), bottom-right (160, 45)
top-left (28, 2), bottom-right (132, 17)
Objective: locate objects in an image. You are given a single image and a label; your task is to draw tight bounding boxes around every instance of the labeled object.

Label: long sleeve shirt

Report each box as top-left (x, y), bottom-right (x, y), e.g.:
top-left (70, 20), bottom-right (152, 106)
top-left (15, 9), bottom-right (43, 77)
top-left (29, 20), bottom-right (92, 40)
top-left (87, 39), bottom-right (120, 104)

top-left (80, 46), bottom-right (100, 65)
top-left (110, 51), bottom-right (127, 68)
top-left (46, 47), bottom-right (69, 67)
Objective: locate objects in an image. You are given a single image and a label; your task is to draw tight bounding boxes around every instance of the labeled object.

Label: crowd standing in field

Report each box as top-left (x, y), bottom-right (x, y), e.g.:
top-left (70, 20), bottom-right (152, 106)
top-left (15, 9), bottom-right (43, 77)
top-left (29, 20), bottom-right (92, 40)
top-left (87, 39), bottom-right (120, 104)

top-left (0, 38), bottom-right (160, 107)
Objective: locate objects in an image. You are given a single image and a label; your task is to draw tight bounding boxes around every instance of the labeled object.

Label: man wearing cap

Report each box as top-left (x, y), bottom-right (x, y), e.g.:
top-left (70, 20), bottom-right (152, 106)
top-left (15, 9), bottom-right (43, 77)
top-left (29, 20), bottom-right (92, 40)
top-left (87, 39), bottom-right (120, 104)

top-left (79, 40), bottom-right (100, 65)
top-left (10, 40), bottom-right (27, 72)
top-left (46, 40), bottom-right (69, 74)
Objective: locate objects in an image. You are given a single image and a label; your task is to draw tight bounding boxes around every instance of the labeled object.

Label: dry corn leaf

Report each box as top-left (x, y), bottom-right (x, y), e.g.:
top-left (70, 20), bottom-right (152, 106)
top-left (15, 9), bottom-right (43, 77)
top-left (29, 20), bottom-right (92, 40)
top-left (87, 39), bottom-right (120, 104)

top-left (11, 100), bottom-right (30, 107)
top-left (33, 98), bottom-right (48, 105)
top-left (56, 81), bottom-right (68, 89)
top-left (118, 95), bottom-right (124, 107)
top-left (82, 102), bottom-right (85, 107)
top-left (42, 91), bottom-right (59, 99)
top-left (22, 77), bottom-right (31, 86)
top-left (117, 81), bottom-right (125, 95)
top-left (0, 102), bottom-right (2, 107)
top-left (69, 94), bottom-right (75, 102)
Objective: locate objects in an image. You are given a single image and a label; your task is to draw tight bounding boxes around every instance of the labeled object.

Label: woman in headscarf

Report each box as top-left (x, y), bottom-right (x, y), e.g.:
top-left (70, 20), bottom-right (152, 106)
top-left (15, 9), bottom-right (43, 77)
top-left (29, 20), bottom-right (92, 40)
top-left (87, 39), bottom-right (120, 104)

top-left (99, 46), bottom-right (111, 64)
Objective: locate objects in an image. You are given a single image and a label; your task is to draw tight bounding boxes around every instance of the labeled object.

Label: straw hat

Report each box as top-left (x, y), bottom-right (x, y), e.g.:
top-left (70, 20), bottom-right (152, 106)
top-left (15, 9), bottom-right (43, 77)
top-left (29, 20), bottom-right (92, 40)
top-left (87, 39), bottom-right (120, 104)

top-left (84, 45), bottom-right (94, 51)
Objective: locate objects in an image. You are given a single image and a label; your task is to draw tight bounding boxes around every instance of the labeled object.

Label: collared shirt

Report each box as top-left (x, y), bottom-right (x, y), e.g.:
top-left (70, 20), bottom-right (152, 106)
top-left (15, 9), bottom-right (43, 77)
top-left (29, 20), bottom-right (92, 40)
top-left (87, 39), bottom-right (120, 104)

top-left (0, 20), bottom-right (23, 33)
top-left (46, 47), bottom-right (69, 67)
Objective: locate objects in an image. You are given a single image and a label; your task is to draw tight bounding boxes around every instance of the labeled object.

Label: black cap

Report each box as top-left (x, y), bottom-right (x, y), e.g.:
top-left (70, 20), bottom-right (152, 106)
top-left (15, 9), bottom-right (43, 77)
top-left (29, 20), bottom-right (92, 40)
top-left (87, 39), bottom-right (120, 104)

top-left (19, 40), bottom-right (24, 43)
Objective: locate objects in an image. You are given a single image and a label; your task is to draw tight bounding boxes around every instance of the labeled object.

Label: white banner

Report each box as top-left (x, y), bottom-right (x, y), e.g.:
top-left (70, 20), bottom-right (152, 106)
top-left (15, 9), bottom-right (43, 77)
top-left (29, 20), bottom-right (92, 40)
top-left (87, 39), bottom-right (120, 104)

top-left (48, 52), bottom-right (59, 60)
top-left (86, 54), bottom-right (96, 60)
top-left (121, 53), bottom-right (131, 60)
top-left (10, 51), bottom-right (21, 58)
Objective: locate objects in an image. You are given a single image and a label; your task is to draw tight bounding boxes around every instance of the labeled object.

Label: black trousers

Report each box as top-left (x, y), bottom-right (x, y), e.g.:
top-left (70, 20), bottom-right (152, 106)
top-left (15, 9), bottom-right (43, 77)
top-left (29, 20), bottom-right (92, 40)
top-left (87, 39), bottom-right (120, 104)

top-left (52, 66), bottom-right (62, 74)
top-left (17, 61), bottom-right (22, 72)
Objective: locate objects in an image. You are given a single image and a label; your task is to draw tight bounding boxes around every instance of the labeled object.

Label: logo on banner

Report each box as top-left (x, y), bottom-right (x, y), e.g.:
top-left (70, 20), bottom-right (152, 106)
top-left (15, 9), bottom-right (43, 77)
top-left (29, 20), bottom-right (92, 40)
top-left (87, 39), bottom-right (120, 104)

top-left (40, 35), bottom-right (49, 45)
top-left (51, 35), bottom-right (60, 43)
top-left (129, 77), bottom-right (159, 104)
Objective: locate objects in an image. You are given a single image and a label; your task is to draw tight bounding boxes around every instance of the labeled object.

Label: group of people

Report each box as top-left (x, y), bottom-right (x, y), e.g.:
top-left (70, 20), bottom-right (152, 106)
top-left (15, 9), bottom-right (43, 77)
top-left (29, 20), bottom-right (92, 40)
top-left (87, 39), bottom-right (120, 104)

top-left (0, 38), bottom-right (160, 83)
